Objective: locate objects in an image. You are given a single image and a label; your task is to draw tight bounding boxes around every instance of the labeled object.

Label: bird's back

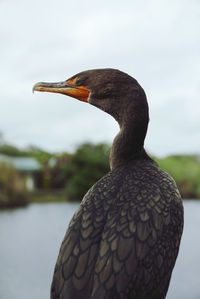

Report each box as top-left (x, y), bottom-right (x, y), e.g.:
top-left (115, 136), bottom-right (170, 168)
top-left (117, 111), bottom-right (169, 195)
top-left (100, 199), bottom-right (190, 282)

top-left (51, 159), bottom-right (183, 299)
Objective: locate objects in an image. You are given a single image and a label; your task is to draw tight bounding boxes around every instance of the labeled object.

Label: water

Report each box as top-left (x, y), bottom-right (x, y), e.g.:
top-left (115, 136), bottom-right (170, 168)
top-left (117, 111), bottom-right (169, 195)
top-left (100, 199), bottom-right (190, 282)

top-left (0, 200), bottom-right (199, 299)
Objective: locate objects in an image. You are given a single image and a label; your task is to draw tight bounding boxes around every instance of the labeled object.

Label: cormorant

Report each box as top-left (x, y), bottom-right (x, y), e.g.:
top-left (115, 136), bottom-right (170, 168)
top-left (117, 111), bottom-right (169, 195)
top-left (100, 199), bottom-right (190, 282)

top-left (33, 68), bottom-right (183, 299)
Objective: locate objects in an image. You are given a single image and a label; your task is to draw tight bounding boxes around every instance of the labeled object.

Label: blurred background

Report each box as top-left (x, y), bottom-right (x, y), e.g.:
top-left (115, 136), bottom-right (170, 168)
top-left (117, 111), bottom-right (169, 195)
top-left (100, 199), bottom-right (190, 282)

top-left (0, 0), bottom-right (200, 298)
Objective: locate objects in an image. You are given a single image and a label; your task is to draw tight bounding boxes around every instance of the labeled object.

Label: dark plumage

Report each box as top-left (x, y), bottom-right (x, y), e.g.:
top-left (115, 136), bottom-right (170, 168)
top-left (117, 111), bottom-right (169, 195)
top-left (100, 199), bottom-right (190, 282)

top-left (33, 68), bottom-right (183, 299)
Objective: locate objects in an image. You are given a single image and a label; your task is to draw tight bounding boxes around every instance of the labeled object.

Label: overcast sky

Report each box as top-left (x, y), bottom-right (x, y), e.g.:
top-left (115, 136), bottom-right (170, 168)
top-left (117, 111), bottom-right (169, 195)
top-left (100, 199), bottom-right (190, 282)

top-left (0, 0), bottom-right (199, 157)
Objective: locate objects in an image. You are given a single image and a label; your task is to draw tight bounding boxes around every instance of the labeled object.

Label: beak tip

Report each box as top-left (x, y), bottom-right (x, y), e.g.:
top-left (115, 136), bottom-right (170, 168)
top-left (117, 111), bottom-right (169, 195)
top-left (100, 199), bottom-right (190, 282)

top-left (32, 82), bottom-right (42, 94)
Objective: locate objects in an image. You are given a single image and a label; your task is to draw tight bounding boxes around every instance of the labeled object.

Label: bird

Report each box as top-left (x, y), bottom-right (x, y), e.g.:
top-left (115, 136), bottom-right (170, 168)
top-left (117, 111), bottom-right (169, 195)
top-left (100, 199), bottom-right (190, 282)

top-left (33, 68), bottom-right (183, 299)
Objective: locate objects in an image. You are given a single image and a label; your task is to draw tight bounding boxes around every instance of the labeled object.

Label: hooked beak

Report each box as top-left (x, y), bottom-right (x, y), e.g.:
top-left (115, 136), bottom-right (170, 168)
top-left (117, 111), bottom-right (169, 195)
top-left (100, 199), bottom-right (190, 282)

top-left (32, 78), bottom-right (90, 103)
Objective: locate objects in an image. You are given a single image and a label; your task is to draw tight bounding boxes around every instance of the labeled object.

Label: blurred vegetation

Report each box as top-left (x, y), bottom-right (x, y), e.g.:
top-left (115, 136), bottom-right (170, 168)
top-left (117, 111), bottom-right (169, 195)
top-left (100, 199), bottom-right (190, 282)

top-left (155, 155), bottom-right (200, 199)
top-left (64, 143), bottom-right (110, 201)
top-left (0, 143), bottom-right (53, 164)
top-left (0, 137), bottom-right (200, 207)
top-left (0, 163), bottom-right (29, 208)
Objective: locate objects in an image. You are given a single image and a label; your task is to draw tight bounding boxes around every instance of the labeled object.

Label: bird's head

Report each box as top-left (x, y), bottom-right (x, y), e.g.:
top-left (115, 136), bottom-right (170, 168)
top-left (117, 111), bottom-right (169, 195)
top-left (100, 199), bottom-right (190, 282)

top-left (33, 68), bottom-right (148, 125)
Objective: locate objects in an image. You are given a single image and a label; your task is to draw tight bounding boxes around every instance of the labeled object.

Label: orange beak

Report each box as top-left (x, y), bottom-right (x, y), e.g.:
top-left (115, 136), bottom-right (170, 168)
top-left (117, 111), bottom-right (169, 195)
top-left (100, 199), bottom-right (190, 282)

top-left (32, 77), bottom-right (90, 103)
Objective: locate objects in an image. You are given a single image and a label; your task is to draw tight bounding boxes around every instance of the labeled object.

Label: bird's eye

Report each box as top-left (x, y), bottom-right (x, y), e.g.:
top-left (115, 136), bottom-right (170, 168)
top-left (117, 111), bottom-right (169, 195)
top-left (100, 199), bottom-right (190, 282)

top-left (76, 78), bottom-right (82, 86)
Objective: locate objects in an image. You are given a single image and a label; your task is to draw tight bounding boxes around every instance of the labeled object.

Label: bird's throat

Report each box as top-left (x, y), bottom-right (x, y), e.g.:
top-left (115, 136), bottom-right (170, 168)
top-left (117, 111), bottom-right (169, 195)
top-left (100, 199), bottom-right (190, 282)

top-left (110, 121), bottom-right (149, 170)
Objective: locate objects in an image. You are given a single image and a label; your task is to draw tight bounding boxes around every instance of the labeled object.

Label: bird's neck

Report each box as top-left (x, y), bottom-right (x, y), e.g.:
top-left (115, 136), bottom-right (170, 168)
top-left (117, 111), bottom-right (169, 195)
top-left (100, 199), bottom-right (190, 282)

top-left (110, 119), bottom-right (149, 170)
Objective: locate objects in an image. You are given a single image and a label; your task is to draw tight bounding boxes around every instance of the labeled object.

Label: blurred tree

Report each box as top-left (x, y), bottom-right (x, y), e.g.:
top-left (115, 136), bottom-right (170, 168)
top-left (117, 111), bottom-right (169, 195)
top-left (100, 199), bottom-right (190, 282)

top-left (64, 143), bottom-right (110, 201)
top-left (0, 163), bottom-right (29, 207)
top-left (26, 145), bottom-right (52, 165)
top-left (34, 153), bottom-right (71, 190)
top-left (50, 154), bottom-right (70, 189)
top-left (155, 155), bottom-right (200, 198)
top-left (0, 144), bottom-right (28, 157)
top-left (0, 131), bottom-right (4, 145)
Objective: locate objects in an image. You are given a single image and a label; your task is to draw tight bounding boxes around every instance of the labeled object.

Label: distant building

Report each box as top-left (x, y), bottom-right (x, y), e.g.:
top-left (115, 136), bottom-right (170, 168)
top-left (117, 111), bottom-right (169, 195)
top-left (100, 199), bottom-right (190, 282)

top-left (0, 154), bottom-right (40, 191)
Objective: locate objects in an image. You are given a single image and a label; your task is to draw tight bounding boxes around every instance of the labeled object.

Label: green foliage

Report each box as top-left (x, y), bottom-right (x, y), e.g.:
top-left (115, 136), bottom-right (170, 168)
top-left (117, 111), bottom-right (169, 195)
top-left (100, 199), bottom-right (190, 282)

top-left (0, 163), bottom-right (29, 208)
top-left (64, 143), bottom-right (110, 201)
top-left (26, 146), bottom-right (53, 165)
top-left (0, 144), bottom-right (53, 166)
top-left (155, 155), bottom-right (200, 198)
top-left (0, 144), bottom-right (30, 157)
